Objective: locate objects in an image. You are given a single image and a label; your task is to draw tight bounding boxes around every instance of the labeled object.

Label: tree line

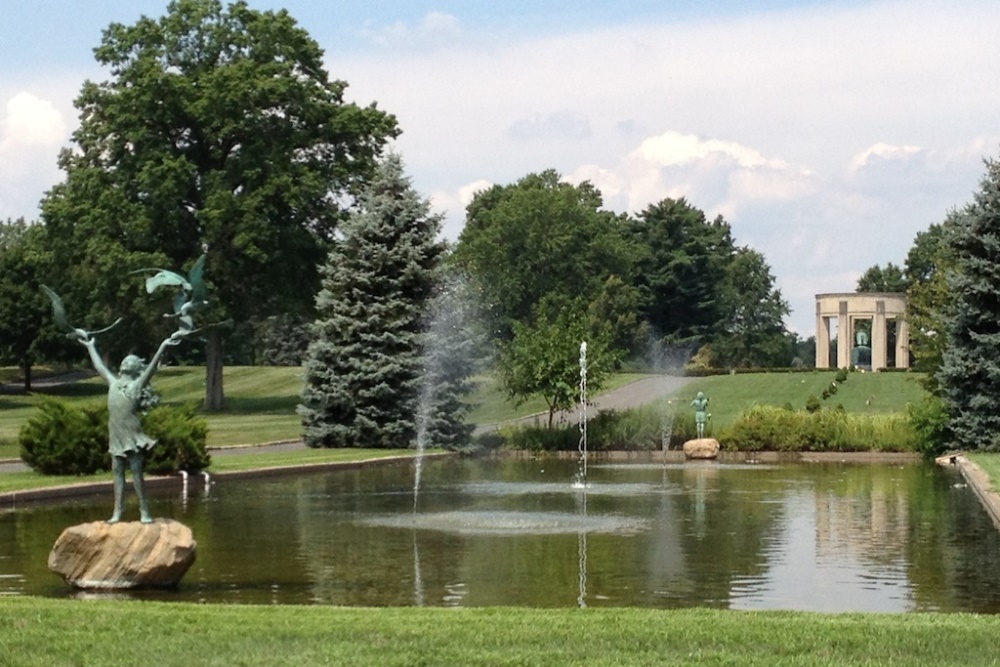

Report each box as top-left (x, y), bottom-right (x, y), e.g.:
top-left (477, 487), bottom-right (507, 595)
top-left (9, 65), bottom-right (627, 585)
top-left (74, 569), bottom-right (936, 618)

top-left (0, 0), bottom-right (794, 450)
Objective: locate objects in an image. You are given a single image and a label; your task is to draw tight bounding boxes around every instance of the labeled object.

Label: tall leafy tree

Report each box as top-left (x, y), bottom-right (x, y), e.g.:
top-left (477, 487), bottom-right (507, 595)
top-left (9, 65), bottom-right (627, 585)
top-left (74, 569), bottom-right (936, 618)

top-left (628, 198), bottom-right (735, 347)
top-left (937, 157), bottom-right (1000, 448)
top-left (41, 0), bottom-right (398, 409)
top-left (499, 298), bottom-right (613, 429)
top-left (856, 262), bottom-right (907, 292)
top-left (712, 247), bottom-right (790, 368)
top-left (0, 220), bottom-right (64, 390)
top-left (299, 155), bottom-right (444, 448)
top-left (452, 170), bottom-right (634, 341)
top-left (905, 216), bottom-right (958, 380)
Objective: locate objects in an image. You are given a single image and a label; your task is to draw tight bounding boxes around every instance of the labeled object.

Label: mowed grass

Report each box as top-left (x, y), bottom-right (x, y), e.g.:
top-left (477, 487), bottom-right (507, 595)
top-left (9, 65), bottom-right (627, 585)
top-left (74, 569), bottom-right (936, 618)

top-left (680, 370), bottom-right (928, 429)
top-left (4, 597), bottom-right (1000, 667)
top-left (0, 366), bottom-right (304, 454)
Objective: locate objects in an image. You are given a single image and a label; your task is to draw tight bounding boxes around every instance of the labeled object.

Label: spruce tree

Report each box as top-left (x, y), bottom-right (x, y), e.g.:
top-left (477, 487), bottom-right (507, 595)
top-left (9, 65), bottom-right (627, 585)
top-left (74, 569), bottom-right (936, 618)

top-left (299, 155), bottom-right (443, 448)
top-left (937, 157), bottom-right (1000, 449)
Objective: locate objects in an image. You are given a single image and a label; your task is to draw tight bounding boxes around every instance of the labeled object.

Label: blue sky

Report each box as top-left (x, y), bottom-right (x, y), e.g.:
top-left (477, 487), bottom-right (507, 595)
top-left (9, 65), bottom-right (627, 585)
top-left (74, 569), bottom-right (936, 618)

top-left (2, 0), bottom-right (999, 335)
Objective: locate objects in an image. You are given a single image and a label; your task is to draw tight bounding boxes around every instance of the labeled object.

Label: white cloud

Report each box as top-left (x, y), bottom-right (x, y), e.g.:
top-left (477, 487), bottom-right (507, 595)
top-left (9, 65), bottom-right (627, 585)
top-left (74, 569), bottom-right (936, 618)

top-left (360, 11), bottom-right (463, 49)
top-left (1, 91), bottom-right (66, 148)
top-left (0, 91), bottom-right (68, 221)
top-left (849, 142), bottom-right (923, 172)
top-left (429, 178), bottom-right (494, 241)
top-left (634, 131), bottom-right (787, 170)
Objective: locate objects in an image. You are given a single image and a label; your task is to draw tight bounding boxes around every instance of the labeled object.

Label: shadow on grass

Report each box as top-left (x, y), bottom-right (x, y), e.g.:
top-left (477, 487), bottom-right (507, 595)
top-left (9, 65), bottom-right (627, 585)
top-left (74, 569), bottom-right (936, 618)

top-left (28, 383), bottom-right (107, 399)
top-left (210, 395), bottom-right (300, 413)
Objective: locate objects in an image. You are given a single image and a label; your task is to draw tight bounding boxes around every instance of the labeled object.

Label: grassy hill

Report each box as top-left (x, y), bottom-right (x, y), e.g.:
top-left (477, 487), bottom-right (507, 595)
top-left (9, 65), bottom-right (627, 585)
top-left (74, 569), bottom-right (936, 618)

top-left (681, 370), bottom-right (928, 428)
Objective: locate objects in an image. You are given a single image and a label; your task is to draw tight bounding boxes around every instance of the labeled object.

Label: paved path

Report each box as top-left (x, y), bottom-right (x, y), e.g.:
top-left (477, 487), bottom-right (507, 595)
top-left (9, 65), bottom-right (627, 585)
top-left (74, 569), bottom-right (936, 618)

top-left (475, 374), bottom-right (693, 433)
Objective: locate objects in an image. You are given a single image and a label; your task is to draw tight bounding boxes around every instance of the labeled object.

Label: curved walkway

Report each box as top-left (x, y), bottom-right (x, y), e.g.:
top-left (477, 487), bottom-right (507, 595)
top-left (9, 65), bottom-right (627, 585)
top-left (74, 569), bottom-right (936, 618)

top-left (475, 374), bottom-right (693, 433)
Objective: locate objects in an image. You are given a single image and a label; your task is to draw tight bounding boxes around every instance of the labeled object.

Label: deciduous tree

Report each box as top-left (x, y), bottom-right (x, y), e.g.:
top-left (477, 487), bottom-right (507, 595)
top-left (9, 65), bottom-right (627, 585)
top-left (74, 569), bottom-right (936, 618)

top-left (856, 262), bottom-right (907, 292)
top-left (0, 220), bottom-right (65, 390)
top-left (499, 299), bottom-right (613, 429)
top-left (41, 0), bottom-right (398, 409)
top-left (713, 247), bottom-right (790, 368)
top-left (453, 170), bottom-right (633, 340)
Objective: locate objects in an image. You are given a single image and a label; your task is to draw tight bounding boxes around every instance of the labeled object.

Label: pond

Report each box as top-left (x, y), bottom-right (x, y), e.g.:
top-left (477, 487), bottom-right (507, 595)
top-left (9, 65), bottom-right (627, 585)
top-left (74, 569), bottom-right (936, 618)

top-left (2, 456), bottom-right (1000, 612)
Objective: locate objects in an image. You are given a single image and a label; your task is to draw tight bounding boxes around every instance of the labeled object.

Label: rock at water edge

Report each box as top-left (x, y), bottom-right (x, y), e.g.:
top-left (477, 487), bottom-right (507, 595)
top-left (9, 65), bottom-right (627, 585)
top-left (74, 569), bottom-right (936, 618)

top-left (683, 438), bottom-right (721, 459)
top-left (48, 519), bottom-right (196, 589)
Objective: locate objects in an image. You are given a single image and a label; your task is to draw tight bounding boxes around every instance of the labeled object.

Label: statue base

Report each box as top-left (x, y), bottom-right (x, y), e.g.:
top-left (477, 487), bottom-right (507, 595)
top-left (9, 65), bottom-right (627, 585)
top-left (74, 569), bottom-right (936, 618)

top-left (683, 438), bottom-right (721, 459)
top-left (48, 519), bottom-right (196, 589)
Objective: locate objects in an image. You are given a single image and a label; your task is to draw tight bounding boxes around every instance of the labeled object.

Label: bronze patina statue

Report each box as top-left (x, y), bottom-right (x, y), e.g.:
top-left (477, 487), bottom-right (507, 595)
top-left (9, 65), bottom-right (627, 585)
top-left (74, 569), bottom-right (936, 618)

top-left (691, 391), bottom-right (710, 438)
top-left (42, 255), bottom-right (206, 524)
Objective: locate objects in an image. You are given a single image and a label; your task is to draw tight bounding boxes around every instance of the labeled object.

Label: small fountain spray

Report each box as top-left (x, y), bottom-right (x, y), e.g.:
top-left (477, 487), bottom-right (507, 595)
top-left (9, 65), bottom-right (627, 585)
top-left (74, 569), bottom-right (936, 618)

top-left (573, 341), bottom-right (588, 489)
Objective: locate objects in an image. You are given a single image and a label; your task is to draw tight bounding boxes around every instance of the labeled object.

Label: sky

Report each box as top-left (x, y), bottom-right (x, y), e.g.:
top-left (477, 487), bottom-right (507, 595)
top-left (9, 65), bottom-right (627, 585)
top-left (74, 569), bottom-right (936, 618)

top-left (2, 0), bottom-right (999, 336)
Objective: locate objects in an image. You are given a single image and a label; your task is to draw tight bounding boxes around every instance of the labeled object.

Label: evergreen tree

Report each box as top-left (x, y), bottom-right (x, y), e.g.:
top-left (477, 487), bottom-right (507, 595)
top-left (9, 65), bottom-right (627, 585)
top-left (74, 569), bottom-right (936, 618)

top-left (627, 198), bottom-right (735, 347)
top-left (937, 157), bottom-right (1000, 449)
top-left (299, 155), bottom-right (444, 448)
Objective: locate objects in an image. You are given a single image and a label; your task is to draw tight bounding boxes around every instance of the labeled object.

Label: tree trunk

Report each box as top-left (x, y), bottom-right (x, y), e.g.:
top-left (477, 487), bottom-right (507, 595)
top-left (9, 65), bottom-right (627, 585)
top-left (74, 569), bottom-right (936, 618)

top-left (205, 330), bottom-right (225, 411)
top-left (21, 360), bottom-right (31, 392)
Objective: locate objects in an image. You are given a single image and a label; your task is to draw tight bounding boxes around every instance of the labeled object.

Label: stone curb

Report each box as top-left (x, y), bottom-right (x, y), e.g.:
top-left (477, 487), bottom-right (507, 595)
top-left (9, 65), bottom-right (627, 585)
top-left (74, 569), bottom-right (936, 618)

top-left (0, 453), bottom-right (451, 509)
top-left (949, 455), bottom-right (1000, 530)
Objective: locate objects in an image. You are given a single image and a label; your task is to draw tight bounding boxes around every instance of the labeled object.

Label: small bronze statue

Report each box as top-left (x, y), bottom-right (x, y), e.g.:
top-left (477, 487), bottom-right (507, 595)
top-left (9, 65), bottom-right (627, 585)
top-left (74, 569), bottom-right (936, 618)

top-left (691, 391), bottom-right (710, 439)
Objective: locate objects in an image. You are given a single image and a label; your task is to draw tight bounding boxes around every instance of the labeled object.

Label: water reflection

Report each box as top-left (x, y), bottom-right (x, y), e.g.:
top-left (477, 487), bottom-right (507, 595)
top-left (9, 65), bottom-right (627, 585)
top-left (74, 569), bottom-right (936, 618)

top-left (3, 457), bottom-right (1000, 612)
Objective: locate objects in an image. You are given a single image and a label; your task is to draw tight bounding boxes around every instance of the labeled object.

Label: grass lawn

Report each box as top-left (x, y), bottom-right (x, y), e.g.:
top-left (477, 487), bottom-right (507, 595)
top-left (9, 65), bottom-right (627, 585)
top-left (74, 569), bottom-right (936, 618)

top-left (681, 370), bottom-right (928, 428)
top-left (3, 597), bottom-right (1000, 667)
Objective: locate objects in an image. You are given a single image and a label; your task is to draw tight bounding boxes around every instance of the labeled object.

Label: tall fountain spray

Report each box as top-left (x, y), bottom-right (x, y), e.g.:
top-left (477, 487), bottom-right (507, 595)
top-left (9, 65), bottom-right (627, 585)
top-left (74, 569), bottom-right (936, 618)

top-left (573, 341), bottom-right (588, 489)
top-left (412, 276), bottom-right (483, 511)
top-left (575, 340), bottom-right (589, 604)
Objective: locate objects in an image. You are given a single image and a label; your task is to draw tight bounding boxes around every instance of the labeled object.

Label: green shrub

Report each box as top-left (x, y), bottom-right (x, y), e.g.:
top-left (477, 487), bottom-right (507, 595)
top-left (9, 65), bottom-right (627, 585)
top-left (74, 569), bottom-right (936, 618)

top-left (835, 368), bottom-right (848, 383)
top-left (19, 399), bottom-right (210, 475)
top-left (496, 402), bottom-right (691, 452)
top-left (723, 404), bottom-right (917, 452)
top-left (805, 395), bottom-right (821, 413)
top-left (906, 395), bottom-right (952, 458)
top-left (143, 403), bottom-right (211, 473)
top-left (19, 399), bottom-right (109, 475)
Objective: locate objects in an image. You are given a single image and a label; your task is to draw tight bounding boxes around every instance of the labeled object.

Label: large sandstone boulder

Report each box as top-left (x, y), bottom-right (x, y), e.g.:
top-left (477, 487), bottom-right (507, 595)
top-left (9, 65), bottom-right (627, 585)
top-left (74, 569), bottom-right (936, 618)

top-left (683, 438), bottom-right (721, 459)
top-left (48, 519), bottom-right (196, 589)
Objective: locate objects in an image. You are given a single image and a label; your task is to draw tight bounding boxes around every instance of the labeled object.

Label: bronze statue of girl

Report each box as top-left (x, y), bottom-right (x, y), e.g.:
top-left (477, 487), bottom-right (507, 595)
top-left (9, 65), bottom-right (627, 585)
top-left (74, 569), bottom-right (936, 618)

top-left (77, 330), bottom-right (186, 523)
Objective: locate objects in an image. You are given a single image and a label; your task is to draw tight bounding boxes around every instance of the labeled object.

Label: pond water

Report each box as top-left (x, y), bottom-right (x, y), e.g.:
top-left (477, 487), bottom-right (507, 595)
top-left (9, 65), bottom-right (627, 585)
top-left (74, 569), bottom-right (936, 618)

top-left (3, 456), bottom-right (1000, 612)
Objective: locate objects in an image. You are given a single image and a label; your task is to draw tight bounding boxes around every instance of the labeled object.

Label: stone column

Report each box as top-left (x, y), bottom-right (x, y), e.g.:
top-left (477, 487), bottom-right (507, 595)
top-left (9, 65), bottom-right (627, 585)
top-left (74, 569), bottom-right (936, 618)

top-left (815, 303), bottom-right (830, 368)
top-left (872, 301), bottom-right (888, 370)
top-left (837, 301), bottom-right (850, 369)
top-left (895, 318), bottom-right (910, 369)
